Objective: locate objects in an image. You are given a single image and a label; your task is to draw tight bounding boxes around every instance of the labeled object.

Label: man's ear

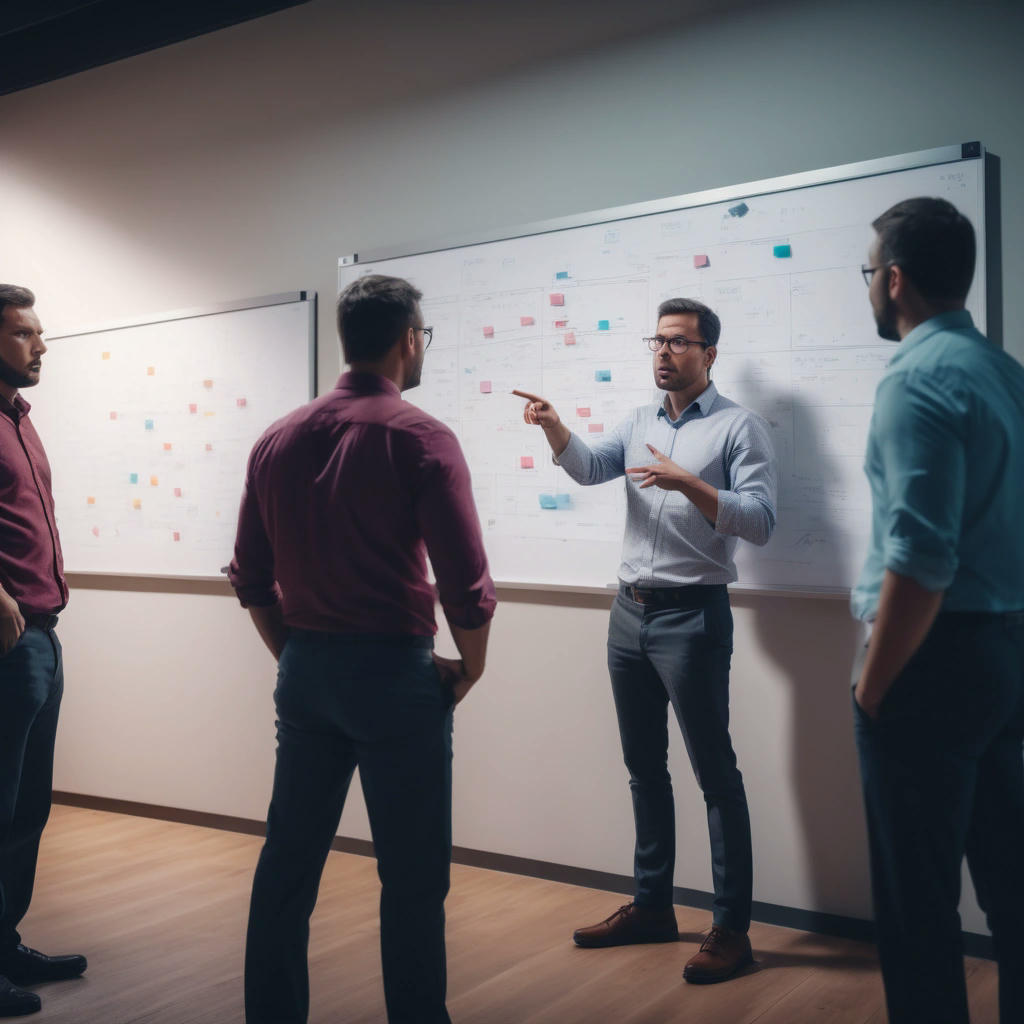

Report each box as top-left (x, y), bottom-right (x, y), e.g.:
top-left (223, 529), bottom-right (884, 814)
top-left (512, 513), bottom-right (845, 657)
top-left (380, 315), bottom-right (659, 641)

top-left (887, 263), bottom-right (904, 301)
top-left (705, 345), bottom-right (717, 373)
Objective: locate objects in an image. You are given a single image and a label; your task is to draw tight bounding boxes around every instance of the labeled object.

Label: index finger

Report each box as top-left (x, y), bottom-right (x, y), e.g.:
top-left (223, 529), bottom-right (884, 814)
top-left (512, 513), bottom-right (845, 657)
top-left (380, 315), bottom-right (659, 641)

top-left (646, 443), bottom-right (666, 459)
top-left (512, 389), bottom-right (545, 403)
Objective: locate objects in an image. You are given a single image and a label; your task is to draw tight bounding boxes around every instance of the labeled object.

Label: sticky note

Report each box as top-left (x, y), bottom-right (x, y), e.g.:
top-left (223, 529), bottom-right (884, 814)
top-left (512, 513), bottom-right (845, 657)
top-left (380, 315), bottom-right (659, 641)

top-left (729, 202), bottom-right (749, 218)
top-left (129, 472), bottom-right (138, 484)
top-left (588, 423), bottom-right (605, 433)
top-left (173, 531), bottom-right (181, 542)
top-left (203, 379), bottom-right (214, 389)
top-left (109, 411), bottom-right (117, 420)
top-left (132, 498), bottom-right (141, 510)
top-left (538, 494), bottom-right (557, 510)
top-left (549, 293), bottom-right (565, 306)
top-left (236, 397), bottom-right (247, 408)
top-left (163, 442), bottom-right (172, 451)
top-left (520, 316), bottom-right (535, 327)
top-left (482, 326), bottom-right (495, 338)
top-left (520, 456), bottom-right (535, 469)
top-left (555, 494), bottom-right (572, 509)
top-left (576, 406), bottom-right (591, 418)
top-left (595, 369), bottom-right (612, 382)
top-left (694, 254), bottom-right (710, 269)
top-left (479, 380), bottom-right (492, 394)
top-left (144, 419), bottom-right (154, 430)
top-left (102, 352), bottom-right (110, 361)
top-left (556, 271), bottom-right (569, 280)
top-left (554, 319), bottom-right (568, 328)
top-left (189, 403), bottom-right (197, 414)
top-left (91, 526), bottom-right (100, 537)
top-left (205, 443), bottom-right (213, 452)
top-left (773, 244), bottom-right (792, 258)
top-left (564, 332), bottom-right (576, 346)
top-left (174, 487), bottom-right (182, 498)
top-left (86, 496), bottom-right (95, 505)
top-left (150, 476), bottom-right (159, 486)
top-left (598, 320), bottom-right (610, 331)
top-left (147, 366), bottom-right (155, 376)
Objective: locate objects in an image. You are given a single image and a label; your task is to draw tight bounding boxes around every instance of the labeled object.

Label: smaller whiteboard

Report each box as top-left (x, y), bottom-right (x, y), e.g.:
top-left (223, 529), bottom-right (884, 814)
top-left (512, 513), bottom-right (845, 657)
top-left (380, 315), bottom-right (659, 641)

top-left (31, 293), bottom-right (316, 579)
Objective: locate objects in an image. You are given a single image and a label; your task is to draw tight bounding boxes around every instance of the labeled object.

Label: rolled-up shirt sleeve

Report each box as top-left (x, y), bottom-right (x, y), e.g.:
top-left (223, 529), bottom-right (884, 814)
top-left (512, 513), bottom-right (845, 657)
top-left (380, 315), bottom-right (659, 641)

top-left (553, 420), bottom-right (628, 485)
top-left (415, 428), bottom-right (496, 630)
top-left (873, 370), bottom-right (966, 591)
top-left (228, 444), bottom-right (282, 608)
top-left (715, 415), bottom-right (777, 546)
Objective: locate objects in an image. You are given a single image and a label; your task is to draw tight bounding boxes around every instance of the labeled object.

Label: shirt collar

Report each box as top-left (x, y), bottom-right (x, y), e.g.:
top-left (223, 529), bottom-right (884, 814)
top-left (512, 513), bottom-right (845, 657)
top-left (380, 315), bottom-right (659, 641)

top-left (0, 392), bottom-right (29, 422)
top-left (334, 371), bottom-right (401, 398)
top-left (658, 380), bottom-right (718, 424)
top-left (890, 310), bottom-right (975, 364)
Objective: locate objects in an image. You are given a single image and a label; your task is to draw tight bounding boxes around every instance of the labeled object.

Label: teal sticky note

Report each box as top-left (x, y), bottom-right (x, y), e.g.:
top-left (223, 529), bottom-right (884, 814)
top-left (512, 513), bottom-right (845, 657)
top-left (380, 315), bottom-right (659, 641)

top-left (595, 369), bottom-right (612, 382)
top-left (555, 494), bottom-right (572, 509)
top-left (773, 244), bottom-right (792, 258)
top-left (145, 418), bottom-right (154, 430)
top-left (598, 319), bottom-right (610, 331)
top-left (556, 271), bottom-right (569, 279)
top-left (129, 472), bottom-right (138, 484)
top-left (538, 494), bottom-right (557, 510)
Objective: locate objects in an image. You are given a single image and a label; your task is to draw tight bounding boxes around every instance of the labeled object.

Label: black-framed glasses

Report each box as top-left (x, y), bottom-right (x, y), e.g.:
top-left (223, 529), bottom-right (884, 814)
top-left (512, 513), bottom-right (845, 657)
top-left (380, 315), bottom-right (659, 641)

top-left (643, 335), bottom-right (710, 354)
top-left (414, 325), bottom-right (433, 349)
top-left (861, 262), bottom-right (894, 287)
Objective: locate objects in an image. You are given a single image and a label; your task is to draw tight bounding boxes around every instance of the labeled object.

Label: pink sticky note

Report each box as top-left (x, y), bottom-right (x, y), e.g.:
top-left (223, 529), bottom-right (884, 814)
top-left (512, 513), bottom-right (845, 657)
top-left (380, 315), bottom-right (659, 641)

top-left (520, 456), bottom-right (535, 469)
top-left (549, 293), bottom-right (565, 306)
top-left (91, 526), bottom-right (100, 537)
top-left (479, 380), bottom-right (492, 394)
top-left (564, 331), bottom-right (577, 346)
top-left (237, 397), bottom-right (247, 408)
top-left (189, 403), bottom-right (198, 414)
top-left (693, 254), bottom-right (710, 268)
top-left (577, 406), bottom-right (591, 418)
top-left (520, 316), bottom-right (535, 327)
top-left (205, 443), bottom-right (213, 452)
top-left (554, 319), bottom-right (568, 329)
top-left (163, 442), bottom-right (172, 451)
top-left (174, 487), bottom-right (182, 498)
top-left (588, 423), bottom-right (604, 434)
top-left (109, 411), bottom-right (117, 420)
top-left (172, 531), bottom-right (181, 542)
top-left (482, 325), bottom-right (495, 338)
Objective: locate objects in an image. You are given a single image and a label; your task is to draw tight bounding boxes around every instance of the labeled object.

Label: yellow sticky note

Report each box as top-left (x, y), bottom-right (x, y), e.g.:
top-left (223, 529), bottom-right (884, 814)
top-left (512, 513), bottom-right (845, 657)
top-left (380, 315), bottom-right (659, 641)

top-left (102, 352), bottom-right (110, 361)
top-left (132, 498), bottom-right (141, 510)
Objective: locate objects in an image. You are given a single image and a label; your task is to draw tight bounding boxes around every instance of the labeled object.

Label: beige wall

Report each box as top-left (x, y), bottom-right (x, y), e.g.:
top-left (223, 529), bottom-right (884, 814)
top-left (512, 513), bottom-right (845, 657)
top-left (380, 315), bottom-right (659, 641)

top-left (3, 0), bottom-right (1022, 933)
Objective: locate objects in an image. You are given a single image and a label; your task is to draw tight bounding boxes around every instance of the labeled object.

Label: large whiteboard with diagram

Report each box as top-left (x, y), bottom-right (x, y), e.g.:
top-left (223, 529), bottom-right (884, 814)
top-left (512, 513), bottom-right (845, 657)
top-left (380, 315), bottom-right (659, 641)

top-left (339, 145), bottom-right (989, 593)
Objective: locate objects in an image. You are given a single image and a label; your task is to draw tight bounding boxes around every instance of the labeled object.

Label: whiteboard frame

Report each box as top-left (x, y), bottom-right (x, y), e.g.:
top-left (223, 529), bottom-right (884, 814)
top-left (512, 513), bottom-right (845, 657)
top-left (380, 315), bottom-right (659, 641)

top-left (339, 143), bottom-right (992, 597)
top-left (48, 291), bottom-right (318, 582)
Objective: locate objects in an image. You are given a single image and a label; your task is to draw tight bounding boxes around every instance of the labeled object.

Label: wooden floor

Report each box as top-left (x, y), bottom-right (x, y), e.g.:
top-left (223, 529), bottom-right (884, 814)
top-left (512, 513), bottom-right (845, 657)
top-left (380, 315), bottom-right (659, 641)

top-left (20, 805), bottom-right (998, 1023)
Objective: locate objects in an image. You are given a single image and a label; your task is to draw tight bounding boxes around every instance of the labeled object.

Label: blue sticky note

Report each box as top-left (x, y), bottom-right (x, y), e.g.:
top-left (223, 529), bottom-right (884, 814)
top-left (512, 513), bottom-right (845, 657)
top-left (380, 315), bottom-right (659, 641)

top-left (595, 369), bottom-right (612, 382)
top-left (556, 270), bottom-right (569, 279)
top-left (538, 494), bottom-right (557, 510)
top-left (144, 418), bottom-right (155, 430)
top-left (555, 494), bottom-right (572, 509)
top-left (597, 320), bottom-right (610, 331)
top-left (728, 202), bottom-right (749, 218)
top-left (773, 244), bottom-right (792, 258)
top-left (129, 472), bottom-right (138, 484)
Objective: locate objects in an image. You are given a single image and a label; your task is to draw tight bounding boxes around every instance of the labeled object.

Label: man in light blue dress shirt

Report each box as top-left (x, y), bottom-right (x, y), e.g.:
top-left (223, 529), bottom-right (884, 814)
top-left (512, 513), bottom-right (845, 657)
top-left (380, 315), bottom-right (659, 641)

top-left (515, 297), bottom-right (777, 984)
top-left (852, 197), bottom-right (1024, 1024)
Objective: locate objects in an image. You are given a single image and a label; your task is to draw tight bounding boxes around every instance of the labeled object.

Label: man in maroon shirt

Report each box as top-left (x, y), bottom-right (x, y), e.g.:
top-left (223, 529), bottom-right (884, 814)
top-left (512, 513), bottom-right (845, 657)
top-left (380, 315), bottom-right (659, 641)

top-left (0, 285), bottom-right (87, 1018)
top-left (231, 274), bottom-right (495, 1024)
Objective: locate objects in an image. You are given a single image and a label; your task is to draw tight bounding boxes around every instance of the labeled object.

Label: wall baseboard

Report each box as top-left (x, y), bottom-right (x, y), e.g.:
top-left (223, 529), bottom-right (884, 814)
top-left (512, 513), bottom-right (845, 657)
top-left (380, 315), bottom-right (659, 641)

top-left (52, 791), bottom-right (994, 961)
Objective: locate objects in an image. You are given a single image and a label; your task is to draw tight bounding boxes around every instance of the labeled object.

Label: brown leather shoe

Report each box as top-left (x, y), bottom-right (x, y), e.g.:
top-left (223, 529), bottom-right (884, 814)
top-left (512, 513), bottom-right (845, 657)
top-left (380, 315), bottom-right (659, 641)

top-left (573, 902), bottom-right (679, 948)
top-left (683, 925), bottom-right (753, 983)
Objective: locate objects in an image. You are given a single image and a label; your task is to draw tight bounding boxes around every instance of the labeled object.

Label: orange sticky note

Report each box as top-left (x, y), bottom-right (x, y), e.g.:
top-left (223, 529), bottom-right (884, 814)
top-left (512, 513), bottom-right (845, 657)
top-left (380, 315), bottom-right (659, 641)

top-left (102, 352), bottom-right (110, 361)
top-left (150, 476), bottom-right (159, 486)
top-left (203, 379), bottom-right (213, 389)
top-left (132, 498), bottom-right (142, 510)
top-left (86, 496), bottom-right (95, 505)
top-left (147, 366), bottom-right (156, 376)
top-left (520, 456), bottom-right (535, 469)
top-left (163, 442), bottom-right (172, 451)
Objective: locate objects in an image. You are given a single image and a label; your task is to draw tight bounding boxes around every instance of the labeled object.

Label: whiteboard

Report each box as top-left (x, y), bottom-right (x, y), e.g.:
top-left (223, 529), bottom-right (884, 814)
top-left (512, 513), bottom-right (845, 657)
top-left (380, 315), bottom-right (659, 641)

top-left (338, 145), bottom-right (989, 594)
top-left (31, 293), bottom-right (316, 578)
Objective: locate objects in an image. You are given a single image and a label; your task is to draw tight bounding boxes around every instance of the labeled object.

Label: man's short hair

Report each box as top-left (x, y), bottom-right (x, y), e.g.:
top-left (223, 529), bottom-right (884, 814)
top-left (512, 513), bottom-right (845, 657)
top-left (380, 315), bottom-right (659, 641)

top-left (656, 297), bottom-right (721, 347)
top-left (0, 284), bottom-right (35, 323)
top-left (872, 198), bottom-right (976, 305)
top-left (337, 275), bottom-right (423, 363)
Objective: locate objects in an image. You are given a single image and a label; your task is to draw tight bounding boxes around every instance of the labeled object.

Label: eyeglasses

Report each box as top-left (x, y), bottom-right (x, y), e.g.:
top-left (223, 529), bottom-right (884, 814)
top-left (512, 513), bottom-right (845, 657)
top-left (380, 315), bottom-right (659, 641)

top-left (643, 335), bottom-right (710, 354)
top-left (414, 325), bottom-right (433, 349)
top-left (861, 262), bottom-right (894, 287)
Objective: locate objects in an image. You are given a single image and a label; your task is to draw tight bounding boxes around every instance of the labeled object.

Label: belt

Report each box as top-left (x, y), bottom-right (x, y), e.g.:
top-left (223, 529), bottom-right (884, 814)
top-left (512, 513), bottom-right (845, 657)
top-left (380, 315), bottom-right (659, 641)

top-left (619, 582), bottom-right (727, 608)
top-left (24, 613), bottom-right (59, 631)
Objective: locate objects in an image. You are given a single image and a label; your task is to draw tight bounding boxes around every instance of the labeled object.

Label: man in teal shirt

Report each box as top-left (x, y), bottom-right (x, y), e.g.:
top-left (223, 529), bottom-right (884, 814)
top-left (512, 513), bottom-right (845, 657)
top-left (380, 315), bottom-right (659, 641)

top-left (853, 197), bottom-right (1024, 1023)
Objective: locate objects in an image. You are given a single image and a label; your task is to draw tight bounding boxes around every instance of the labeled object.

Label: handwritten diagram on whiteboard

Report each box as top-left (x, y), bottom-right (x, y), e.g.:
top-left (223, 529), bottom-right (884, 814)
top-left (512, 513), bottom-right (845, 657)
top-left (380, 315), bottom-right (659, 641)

top-left (31, 295), bottom-right (315, 578)
top-left (340, 148), bottom-right (986, 593)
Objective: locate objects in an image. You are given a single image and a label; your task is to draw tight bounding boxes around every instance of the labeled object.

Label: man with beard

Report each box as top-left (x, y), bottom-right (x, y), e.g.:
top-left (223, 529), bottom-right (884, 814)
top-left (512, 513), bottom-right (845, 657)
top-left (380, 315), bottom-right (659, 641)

top-left (231, 274), bottom-right (495, 1024)
top-left (852, 198), bottom-right (1024, 1023)
top-left (0, 285), bottom-right (86, 1018)
top-left (515, 297), bottom-right (777, 985)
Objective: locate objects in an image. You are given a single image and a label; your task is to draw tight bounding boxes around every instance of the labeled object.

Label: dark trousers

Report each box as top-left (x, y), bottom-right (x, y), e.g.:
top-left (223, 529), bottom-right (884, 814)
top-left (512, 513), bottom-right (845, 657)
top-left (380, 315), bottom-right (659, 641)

top-left (0, 626), bottom-right (63, 955)
top-left (245, 631), bottom-right (454, 1024)
top-left (607, 585), bottom-right (752, 932)
top-left (854, 611), bottom-right (1024, 1024)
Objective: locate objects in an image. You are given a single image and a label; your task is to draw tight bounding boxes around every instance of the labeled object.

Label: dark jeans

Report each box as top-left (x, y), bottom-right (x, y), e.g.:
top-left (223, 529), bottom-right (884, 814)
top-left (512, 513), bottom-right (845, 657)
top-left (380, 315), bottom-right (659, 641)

top-left (245, 631), bottom-right (455, 1024)
top-left (0, 626), bottom-right (63, 955)
top-left (854, 611), bottom-right (1024, 1024)
top-left (607, 585), bottom-right (752, 932)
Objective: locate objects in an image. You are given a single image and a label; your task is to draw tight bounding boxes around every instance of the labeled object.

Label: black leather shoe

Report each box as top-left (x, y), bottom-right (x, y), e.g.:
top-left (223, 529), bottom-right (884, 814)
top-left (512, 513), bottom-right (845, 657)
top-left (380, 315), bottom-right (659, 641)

top-left (0, 947), bottom-right (86, 986)
top-left (0, 975), bottom-right (40, 1017)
